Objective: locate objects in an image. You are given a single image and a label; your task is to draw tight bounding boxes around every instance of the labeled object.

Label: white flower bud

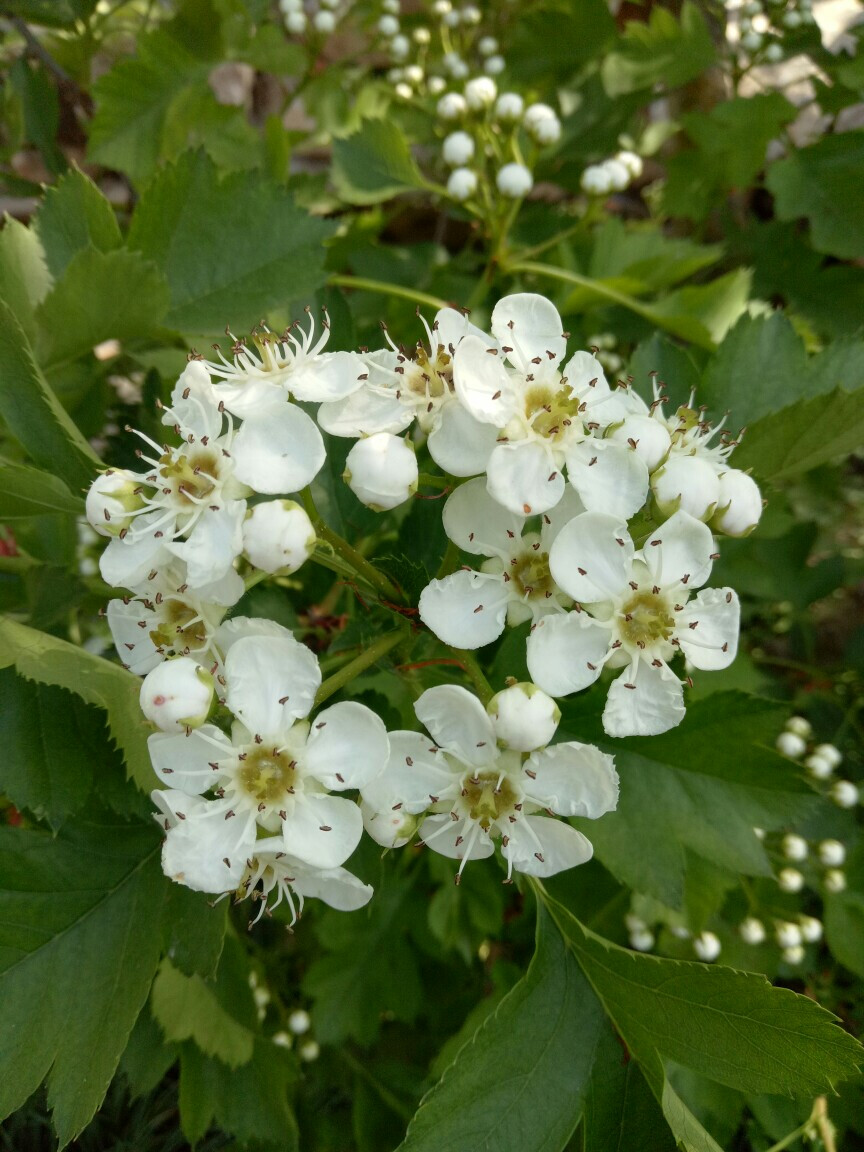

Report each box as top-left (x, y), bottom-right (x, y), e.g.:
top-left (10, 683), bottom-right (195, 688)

top-left (670, 924), bottom-right (691, 940)
top-left (630, 929), bottom-right (655, 952)
top-left (581, 164), bottom-right (612, 196)
top-left (693, 931), bottom-right (721, 962)
top-left (624, 913), bottom-right (646, 933)
top-left (279, 0), bottom-right (302, 11)
top-left (345, 433), bottom-right (418, 511)
top-left (805, 752), bottom-right (834, 779)
top-left (443, 8), bottom-right (461, 26)
top-left (390, 33), bottom-right (410, 59)
top-left (448, 56), bottom-right (469, 79)
top-left (775, 920), bottom-right (802, 949)
top-left (786, 715), bottom-right (812, 739)
top-left (461, 5), bottom-right (481, 24)
top-left (776, 731), bottom-right (807, 759)
top-left (651, 456), bottom-right (720, 522)
top-left (313, 9), bottom-right (335, 32)
top-left (442, 130), bottom-right (475, 166)
top-left (764, 42), bottom-right (783, 62)
top-left (243, 500), bottom-right (316, 575)
top-left (741, 30), bottom-right (763, 51)
top-left (428, 75), bottom-right (447, 95)
top-left (299, 1039), bottom-right (320, 1062)
top-left (404, 64), bottom-right (424, 85)
top-left (478, 36), bottom-right (498, 55)
top-left (465, 76), bottom-right (497, 110)
top-left (285, 11), bottom-right (307, 32)
top-left (813, 743), bottom-right (843, 770)
top-left (603, 158), bottom-right (631, 192)
top-left (523, 102), bottom-right (557, 133)
top-left (272, 1030), bottom-right (292, 1048)
top-left (711, 469), bottom-right (763, 537)
top-left (782, 944), bottom-right (805, 965)
top-left (86, 470), bottom-right (144, 537)
top-left (447, 166), bottom-right (477, 201)
top-left (799, 915), bottom-right (823, 944)
top-left (394, 82), bottom-right (413, 100)
top-left (488, 682), bottom-right (560, 752)
top-left (495, 92), bottom-right (524, 121)
top-left (739, 917), bottom-right (766, 945)
top-left (437, 92), bottom-right (467, 120)
top-left (742, 1), bottom-right (762, 14)
top-left (615, 150), bottom-right (643, 180)
top-left (382, 0), bottom-right (399, 9)
top-left (824, 869), bottom-right (847, 893)
top-left (320, 0), bottom-right (339, 8)
top-left (496, 162), bottom-right (532, 198)
top-left (484, 55), bottom-right (505, 76)
top-left (608, 415), bottom-right (671, 473)
top-left (830, 780), bottom-right (859, 809)
top-left (254, 986), bottom-right (271, 1010)
top-left (288, 1008), bottom-right (311, 1034)
top-left (753, 826), bottom-right (765, 840)
top-left (777, 867), bottom-right (804, 893)
top-left (413, 26), bottom-right (431, 44)
top-left (530, 111), bottom-right (561, 144)
top-left (782, 833), bottom-right (808, 862)
top-left (818, 839), bottom-right (846, 867)
top-left (140, 657), bottom-right (214, 732)
top-left (378, 14), bottom-right (399, 36)
top-left (782, 10), bottom-right (801, 27)
top-left (433, 0), bottom-right (451, 13)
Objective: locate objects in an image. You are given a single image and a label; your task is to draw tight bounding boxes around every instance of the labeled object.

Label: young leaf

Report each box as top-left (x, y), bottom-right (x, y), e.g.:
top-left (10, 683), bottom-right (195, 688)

top-left (0, 216), bottom-right (52, 340)
top-left (398, 903), bottom-right (606, 1152)
top-left (34, 167), bottom-right (122, 280)
top-left (332, 118), bottom-right (429, 206)
top-left (151, 959), bottom-right (255, 1067)
top-left (0, 459), bottom-right (83, 517)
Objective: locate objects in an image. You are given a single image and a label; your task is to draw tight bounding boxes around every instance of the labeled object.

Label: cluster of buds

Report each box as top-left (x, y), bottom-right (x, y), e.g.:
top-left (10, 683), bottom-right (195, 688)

top-left (279, 0), bottom-right (345, 36)
top-left (580, 150), bottom-right (643, 197)
top-left (727, 0), bottom-right (816, 63)
top-left (379, 0), bottom-right (502, 87)
top-left (775, 717), bottom-right (857, 811)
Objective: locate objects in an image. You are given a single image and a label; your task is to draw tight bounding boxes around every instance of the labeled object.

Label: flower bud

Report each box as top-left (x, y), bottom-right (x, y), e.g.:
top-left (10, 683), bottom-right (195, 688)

top-left (785, 715), bottom-right (811, 739)
top-left (775, 920), bottom-right (802, 949)
top-left (394, 82), bottom-right (413, 100)
top-left (777, 867), bottom-right (804, 893)
top-left (813, 743), bottom-right (842, 769)
top-left (488, 682), bottom-right (560, 751)
top-left (496, 162), bottom-right (532, 198)
top-left (818, 839), bottom-right (845, 867)
top-left (478, 35), bottom-right (498, 55)
top-left (651, 456), bottom-right (720, 522)
top-left (285, 11), bottom-right (307, 32)
top-left (378, 14), bottom-right (399, 36)
top-left (86, 470), bottom-right (144, 538)
top-left (288, 1009), bottom-right (311, 1035)
top-left (390, 33), bottom-right (410, 59)
top-left (484, 55), bottom-right (505, 76)
top-left (279, 0), bottom-right (301, 10)
top-left (345, 433), bottom-right (418, 511)
top-left (799, 915), bottom-right (823, 944)
top-left (741, 30), bottom-right (763, 51)
top-left (624, 913), bottom-right (646, 933)
top-left (581, 165), bottom-right (612, 196)
top-left (447, 167), bottom-right (478, 201)
top-left (464, 76), bottom-right (497, 110)
top-left (442, 130), bottom-right (475, 166)
top-left (603, 158), bottom-right (630, 192)
top-left (461, 5), bottom-right (481, 24)
top-left (782, 833), bottom-right (808, 861)
top-left (693, 931), bottom-right (721, 961)
top-left (404, 64), bottom-right (424, 86)
top-left (428, 75), bottom-right (447, 95)
top-left (272, 1031), bottom-right (292, 1048)
top-left (523, 102), bottom-right (556, 134)
top-left (495, 92), bottom-right (524, 121)
top-left (607, 415), bottom-right (671, 473)
top-left (299, 1040), bottom-right (320, 1062)
top-left (362, 798), bottom-right (420, 848)
top-left (830, 780), bottom-right (859, 809)
top-left (711, 469), bottom-right (763, 537)
top-left (437, 92), bottom-right (467, 120)
top-left (776, 731), bottom-right (806, 759)
top-left (629, 929), bottom-right (655, 952)
top-left (313, 9), bottom-right (336, 32)
top-left (243, 500), bottom-right (316, 574)
top-left (805, 752), bottom-right (833, 779)
top-left (413, 26), bottom-right (431, 44)
top-left (824, 869), bottom-right (846, 893)
top-left (530, 112), bottom-right (561, 145)
top-left (140, 657), bottom-right (214, 732)
top-left (782, 944), bottom-right (804, 965)
top-left (615, 150), bottom-right (643, 180)
top-left (764, 42), bottom-right (783, 62)
top-left (739, 917), bottom-right (766, 945)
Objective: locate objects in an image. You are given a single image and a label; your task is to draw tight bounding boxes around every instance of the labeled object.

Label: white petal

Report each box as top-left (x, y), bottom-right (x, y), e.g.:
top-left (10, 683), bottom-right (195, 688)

top-left (289, 351), bottom-right (367, 402)
top-left (564, 352), bottom-right (630, 426)
top-left (414, 684), bottom-right (497, 767)
top-left (603, 661), bottom-right (685, 737)
top-left (167, 362), bottom-right (224, 439)
top-left (317, 388), bottom-right (412, 437)
top-left (100, 520), bottom-right (171, 589)
top-left (304, 701), bottom-right (390, 790)
top-left (548, 511), bottom-right (632, 603)
top-left (539, 484), bottom-right (586, 550)
top-left (523, 743), bottom-right (618, 818)
top-left (195, 567), bottom-right (245, 606)
top-left (491, 293), bottom-right (566, 372)
top-left (526, 612), bottom-right (609, 696)
top-left (676, 588), bottom-right (739, 670)
top-left (427, 401), bottom-right (499, 477)
top-left (162, 804), bottom-right (256, 893)
top-left (107, 598), bottom-right (161, 675)
top-left (418, 812), bottom-right (495, 861)
top-left (362, 731), bottom-right (453, 813)
top-left (452, 335), bottom-right (517, 426)
top-left (433, 307), bottom-right (494, 353)
top-left (486, 440), bottom-right (565, 517)
top-left (442, 477), bottom-right (524, 558)
top-left (152, 787), bottom-right (208, 830)
top-left (419, 570), bottom-right (511, 649)
top-left (212, 378), bottom-right (285, 420)
top-left (214, 615), bottom-right (295, 655)
top-left (502, 815), bottom-right (593, 877)
top-left (225, 635), bottom-right (321, 735)
top-left (565, 439), bottom-right (649, 521)
top-left (148, 724), bottom-right (232, 793)
top-left (232, 403), bottom-right (325, 493)
top-left (167, 501), bottom-right (244, 589)
top-left (291, 861), bottom-right (373, 911)
top-left (641, 511), bottom-right (715, 590)
top-left (281, 793), bottom-right (363, 869)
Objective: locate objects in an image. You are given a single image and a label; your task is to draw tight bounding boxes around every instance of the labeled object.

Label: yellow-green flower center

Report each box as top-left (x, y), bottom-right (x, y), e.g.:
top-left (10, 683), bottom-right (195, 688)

top-left (239, 747), bottom-right (298, 805)
top-left (461, 771), bottom-right (518, 830)
top-left (523, 383), bottom-right (582, 443)
top-left (619, 590), bottom-right (674, 648)
top-left (149, 600), bottom-right (207, 653)
top-left (159, 449), bottom-right (219, 507)
top-left (511, 549), bottom-right (555, 600)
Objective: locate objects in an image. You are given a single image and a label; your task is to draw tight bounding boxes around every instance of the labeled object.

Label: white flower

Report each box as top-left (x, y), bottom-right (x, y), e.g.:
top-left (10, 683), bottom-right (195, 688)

top-left (285, 11), bottom-right (307, 32)
top-left (461, 4), bottom-right (481, 24)
top-left (581, 165), bottom-right (612, 196)
top-left (360, 684), bottom-right (618, 880)
top-left (279, 0), bottom-right (302, 11)
top-left (739, 917), bottom-right (766, 945)
top-left (437, 92), bottom-right (467, 120)
top-left (288, 1009), bottom-right (311, 1034)
top-left (390, 33), bottom-right (410, 58)
top-left (150, 625), bottom-right (389, 892)
top-left (86, 470), bottom-right (145, 537)
top-left (418, 478), bottom-right (580, 649)
top-left (693, 931), bottom-right (721, 961)
top-left (428, 75), bottom-right (447, 95)
top-left (786, 715), bottom-right (812, 739)
top-left (404, 64), bottom-right (424, 85)
top-left (394, 82), bottom-right (413, 100)
top-left (782, 832), bottom-right (808, 861)
top-left (652, 455), bottom-right (720, 522)
top-left (805, 752), bottom-right (833, 778)
top-left (607, 413), bottom-right (672, 473)
top-left (478, 35), bottom-right (497, 55)
top-left (140, 656), bottom-right (214, 732)
top-left (799, 915), bottom-right (823, 944)
top-left (447, 166), bottom-right (478, 200)
top-left (824, 869), bottom-right (846, 893)
top-left (243, 500), bottom-right (316, 574)
top-left (299, 1040), bottom-right (320, 1062)
top-left (495, 92), bottom-right (524, 121)
top-left (382, 0), bottom-right (399, 11)
top-left (464, 76), bottom-right (497, 109)
top-left (630, 928), bottom-right (655, 952)
top-left (496, 162), bottom-right (532, 198)
top-left (529, 111), bottom-right (561, 145)
top-left (484, 55), bottom-right (505, 75)
top-left (818, 839), bottom-right (846, 867)
top-left (778, 867), bottom-right (804, 893)
top-left (776, 920), bottom-right (802, 949)
top-left (764, 42), bottom-right (783, 61)
top-left (414, 26), bottom-right (431, 44)
top-left (452, 293), bottom-right (647, 518)
top-left (814, 743), bottom-right (843, 769)
top-left (776, 731), bottom-right (806, 759)
top-left (830, 780), bottom-right (859, 809)
top-left (345, 433), bottom-right (418, 511)
top-left (528, 510), bottom-right (739, 736)
top-left (487, 682), bottom-right (560, 752)
top-left (443, 130), bottom-right (475, 166)
top-left (378, 14), bottom-right (399, 35)
top-left (314, 9), bottom-right (336, 31)
top-left (237, 840), bottom-right (372, 927)
top-left (615, 150), bottom-right (643, 179)
top-left (523, 103), bottom-right (557, 136)
top-left (711, 469), bottom-right (763, 536)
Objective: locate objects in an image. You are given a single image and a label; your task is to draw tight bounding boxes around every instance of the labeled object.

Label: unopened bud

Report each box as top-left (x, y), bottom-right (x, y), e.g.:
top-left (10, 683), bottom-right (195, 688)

top-left (496, 162), bottom-right (532, 198)
top-left (581, 165), bottom-right (612, 196)
top-left (693, 931), bottom-right (721, 962)
top-left (776, 731), bottom-right (806, 759)
top-left (464, 76), bottom-right (497, 110)
top-left (299, 1039), bottom-right (320, 1062)
top-left (443, 130), bottom-right (475, 167)
top-left (782, 833), bottom-right (808, 861)
top-left (602, 158), bottom-right (630, 192)
top-left (775, 920), bottom-right (802, 949)
top-left (799, 915), bottom-right (823, 944)
top-left (344, 433), bottom-right (418, 511)
top-left (777, 867), bottom-right (804, 893)
top-left (739, 917), bottom-right (766, 945)
top-left (495, 92), bottom-right (524, 121)
top-left (830, 780), bottom-right (859, 809)
top-left (437, 92), bottom-right (467, 120)
top-left (782, 943), bottom-right (805, 965)
top-left (243, 500), bottom-right (316, 574)
top-left (818, 839), bottom-right (845, 867)
top-left (313, 10), bottom-right (336, 32)
top-left (805, 752), bottom-right (833, 779)
top-left (785, 715), bottom-right (812, 739)
top-left (86, 470), bottom-right (144, 537)
top-left (615, 150), bottom-right (643, 180)
top-left (140, 657), bottom-right (214, 732)
top-left (824, 868), bottom-right (846, 893)
top-left (813, 743), bottom-right (842, 769)
top-left (447, 167), bottom-right (478, 201)
top-left (488, 682), bottom-right (560, 751)
top-left (629, 929), bottom-right (655, 952)
top-left (607, 415), bottom-right (671, 472)
top-left (288, 1009), bottom-right (311, 1035)
top-left (711, 469), bottom-right (763, 537)
top-left (651, 456), bottom-right (720, 522)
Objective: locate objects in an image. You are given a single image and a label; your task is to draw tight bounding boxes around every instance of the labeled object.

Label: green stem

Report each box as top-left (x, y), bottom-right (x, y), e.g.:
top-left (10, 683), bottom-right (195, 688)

top-left (302, 488), bottom-right (401, 602)
top-left (328, 274), bottom-right (448, 313)
top-left (514, 219), bottom-right (586, 262)
top-left (763, 1116), bottom-right (813, 1152)
top-left (451, 648), bottom-right (494, 704)
top-left (314, 629), bottom-right (406, 707)
top-left (417, 472), bottom-right (451, 490)
top-left (435, 538), bottom-right (461, 580)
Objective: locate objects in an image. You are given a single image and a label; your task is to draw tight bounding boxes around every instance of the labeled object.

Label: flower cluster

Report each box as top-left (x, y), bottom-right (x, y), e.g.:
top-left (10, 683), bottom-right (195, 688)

top-left (580, 150), bottom-right (643, 198)
top-left (279, 0), bottom-right (346, 36)
top-left (728, 0), bottom-right (816, 63)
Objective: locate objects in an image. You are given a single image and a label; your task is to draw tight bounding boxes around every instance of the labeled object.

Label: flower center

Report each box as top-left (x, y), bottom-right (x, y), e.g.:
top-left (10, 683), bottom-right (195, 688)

top-left (406, 346), bottom-right (452, 402)
top-left (523, 382), bottom-right (581, 443)
top-left (511, 548), bottom-right (554, 600)
top-left (461, 771), bottom-right (518, 831)
top-left (149, 599), bottom-right (207, 654)
top-left (159, 449), bottom-right (220, 507)
top-left (619, 590), bottom-right (674, 648)
top-left (238, 746), bottom-right (298, 805)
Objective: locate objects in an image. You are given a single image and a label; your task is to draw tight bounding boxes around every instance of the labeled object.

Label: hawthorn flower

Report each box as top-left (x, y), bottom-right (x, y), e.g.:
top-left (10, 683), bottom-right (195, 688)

top-left (345, 432), bottom-right (418, 511)
top-left (242, 500), bottom-right (316, 574)
top-left (361, 684), bottom-right (618, 881)
top-left (452, 293), bottom-right (648, 517)
top-left (150, 622), bottom-right (389, 893)
top-left (527, 510), bottom-right (739, 736)
top-left (418, 477), bottom-right (581, 648)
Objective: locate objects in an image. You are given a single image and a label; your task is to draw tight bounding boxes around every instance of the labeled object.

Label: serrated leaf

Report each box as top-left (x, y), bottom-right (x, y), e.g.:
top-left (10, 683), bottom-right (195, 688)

top-left (0, 617), bottom-right (154, 792)
top-left (332, 118), bottom-right (428, 206)
top-left (399, 903), bottom-right (606, 1152)
top-left (0, 820), bottom-right (165, 1145)
top-left (0, 459), bottom-right (83, 517)
top-left (589, 219), bottom-right (722, 293)
top-left (0, 216), bottom-right (52, 340)
top-left (650, 268), bottom-right (751, 347)
top-left (161, 884), bottom-right (227, 979)
top-left (34, 168), bottom-right (122, 280)
top-left (127, 150), bottom-right (334, 332)
top-left (151, 958), bottom-right (254, 1067)
top-left (0, 302), bottom-right (100, 490)
top-left (549, 898), bottom-right (863, 1097)
top-left (660, 1077), bottom-right (724, 1152)
top-left (824, 843), bottom-right (864, 979)
top-left (601, 2), bottom-right (715, 97)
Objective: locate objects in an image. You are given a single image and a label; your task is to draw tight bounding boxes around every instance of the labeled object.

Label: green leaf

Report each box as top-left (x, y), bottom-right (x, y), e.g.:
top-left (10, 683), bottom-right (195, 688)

top-left (733, 386), bottom-right (864, 482)
top-left (0, 820), bottom-right (164, 1145)
top-left (120, 1005), bottom-right (177, 1099)
top-left (128, 150), bottom-right (334, 332)
top-left (824, 844), bottom-right (864, 979)
top-left (34, 168), bottom-right (122, 280)
top-left (627, 333), bottom-right (701, 397)
top-left (589, 219), bottom-right (722, 293)
top-left (701, 312), bottom-right (808, 426)
top-left (0, 216), bottom-right (52, 340)
top-left (35, 247), bottom-right (170, 371)
top-left (0, 669), bottom-right (100, 828)
top-left (0, 459), bottom-right (83, 517)
top-left (161, 884), bottom-right (227, 979)
top-left (332, 118), bottom-right (428, 206)
top-left (9, 58), bottom-right (65, 176)
top-left (506, 0), bottom-right (617, 84)
top-left (601, 2), bottom-right (715, 97)
top-left (0, 302), bottom-right (100, 490)
top-left (399, 903), bottom-right (606, 1152)
top-left (660, 1077), bottom-right (724, 1152)
top-left (560, 691), bottom-right (815, 906)
top-left (0, 617), bottom-right (155, 792)
top-left (549, 899), bottom-right (863, 1097)
top-left (151, 958), bottom-right (255, 1067)
top-left (650, 269), bottom-right (752, 347)
top-left (766, 132), bottom-right (864, 260)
